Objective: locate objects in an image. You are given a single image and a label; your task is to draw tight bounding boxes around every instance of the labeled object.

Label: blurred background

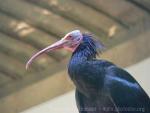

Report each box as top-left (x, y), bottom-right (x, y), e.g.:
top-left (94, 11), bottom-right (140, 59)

top-left (0, 0), bottom-right (149, 113)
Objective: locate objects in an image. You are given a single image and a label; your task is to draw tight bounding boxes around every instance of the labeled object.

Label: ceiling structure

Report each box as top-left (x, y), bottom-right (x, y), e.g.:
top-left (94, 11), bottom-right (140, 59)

top-left (0, 0), bottom-right (149, 113)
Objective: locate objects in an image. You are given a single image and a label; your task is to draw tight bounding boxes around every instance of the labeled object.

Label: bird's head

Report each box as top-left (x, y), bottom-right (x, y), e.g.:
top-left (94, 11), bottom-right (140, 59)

top-left (26, 30), bottom-right (104, 69)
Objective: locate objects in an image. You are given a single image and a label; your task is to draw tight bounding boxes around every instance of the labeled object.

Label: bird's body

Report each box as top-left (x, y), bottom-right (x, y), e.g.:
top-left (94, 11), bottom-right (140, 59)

top-left (68, 34), bottom-right (150, 113)
top-left (26, 30), bottom-right (150, 113)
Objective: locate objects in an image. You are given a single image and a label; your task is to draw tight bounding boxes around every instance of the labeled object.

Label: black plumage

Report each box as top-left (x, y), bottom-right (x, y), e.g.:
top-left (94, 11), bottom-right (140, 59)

top-left (68, 34), bottom-right (150, 113)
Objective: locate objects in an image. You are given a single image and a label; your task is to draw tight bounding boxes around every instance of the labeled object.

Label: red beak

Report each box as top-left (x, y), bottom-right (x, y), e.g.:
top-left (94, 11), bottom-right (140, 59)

top-left (26, 38), bottom-right (67, 70)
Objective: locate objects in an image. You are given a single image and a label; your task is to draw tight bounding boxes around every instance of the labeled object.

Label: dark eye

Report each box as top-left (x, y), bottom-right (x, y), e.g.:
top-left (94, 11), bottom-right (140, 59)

top-left (68, 35), bottom-right (73, 39)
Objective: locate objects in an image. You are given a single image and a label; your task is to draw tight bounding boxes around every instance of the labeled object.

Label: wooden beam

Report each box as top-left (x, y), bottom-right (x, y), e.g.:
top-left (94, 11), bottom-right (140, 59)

top-left (79, 0), bottom-right (149, 27)
top-left (0, 0), bottom-right (88, 37)
top-left (0, 59), bottom-right (69, 112)
top-left (0, 32), bottom-right (54, 70)
top-left (101, 30), bottom-right (150, 67)
top-left (0, 0), bottom-right (149, 48)
top-left (0, 53), bottom-right (33, 80)
top-left (125, 0), bottom-right (150, 13)
top-left (0, 28), bottom-right (150, 113)
top-left (0, 12), bottom-right (67, 60)
top-left (0, 70), bottom-right (73, 113)
top-left (0, 72), bottom-right (12, 87)
top-left (26, 0), bottom-right (125, 38)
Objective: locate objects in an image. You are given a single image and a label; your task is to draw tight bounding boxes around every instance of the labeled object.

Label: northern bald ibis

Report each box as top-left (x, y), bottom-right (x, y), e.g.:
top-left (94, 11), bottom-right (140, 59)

top-left (26, 30), bottom-right (150, 113)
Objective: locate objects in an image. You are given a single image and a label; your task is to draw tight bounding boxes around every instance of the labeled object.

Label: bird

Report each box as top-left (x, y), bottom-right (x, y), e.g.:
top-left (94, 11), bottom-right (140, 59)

top-left (26, 30), bottom-right (150, 113)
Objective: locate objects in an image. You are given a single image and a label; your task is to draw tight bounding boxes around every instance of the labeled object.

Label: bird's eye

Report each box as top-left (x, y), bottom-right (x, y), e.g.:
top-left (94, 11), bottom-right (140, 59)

top-left (67, 35), bottom-right (73, 39)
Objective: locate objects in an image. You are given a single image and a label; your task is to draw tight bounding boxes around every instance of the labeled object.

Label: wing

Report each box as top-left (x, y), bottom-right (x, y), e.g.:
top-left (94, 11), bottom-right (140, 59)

top-left (105, 66), bottom-right (150, 113)
top-left (73, 59), bottom-right (150, 113)
top-left (75, 89), bottom-right (120, 113)
top-left (75, 89), bottom-right (93, 113)
top-left (74, 60), bottom-right (122, 113)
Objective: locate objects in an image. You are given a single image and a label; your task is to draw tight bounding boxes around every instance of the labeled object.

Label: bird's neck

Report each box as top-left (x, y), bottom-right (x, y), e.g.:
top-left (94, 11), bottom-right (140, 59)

top-left (69, 53), bottom-right (87, 68)
top-left (68, 45), bottom-right (97, 68)
top-left (72, 44), bottom-right (97, 61)
top-left (68, 47), bottom-right (96, 81)
top-left (73, 48), bottom-right (96, 62)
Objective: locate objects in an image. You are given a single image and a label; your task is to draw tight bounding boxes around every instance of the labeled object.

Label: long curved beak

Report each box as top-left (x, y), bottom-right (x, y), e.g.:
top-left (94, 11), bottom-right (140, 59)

top-left (26, 38), bottom-right (67, 70)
